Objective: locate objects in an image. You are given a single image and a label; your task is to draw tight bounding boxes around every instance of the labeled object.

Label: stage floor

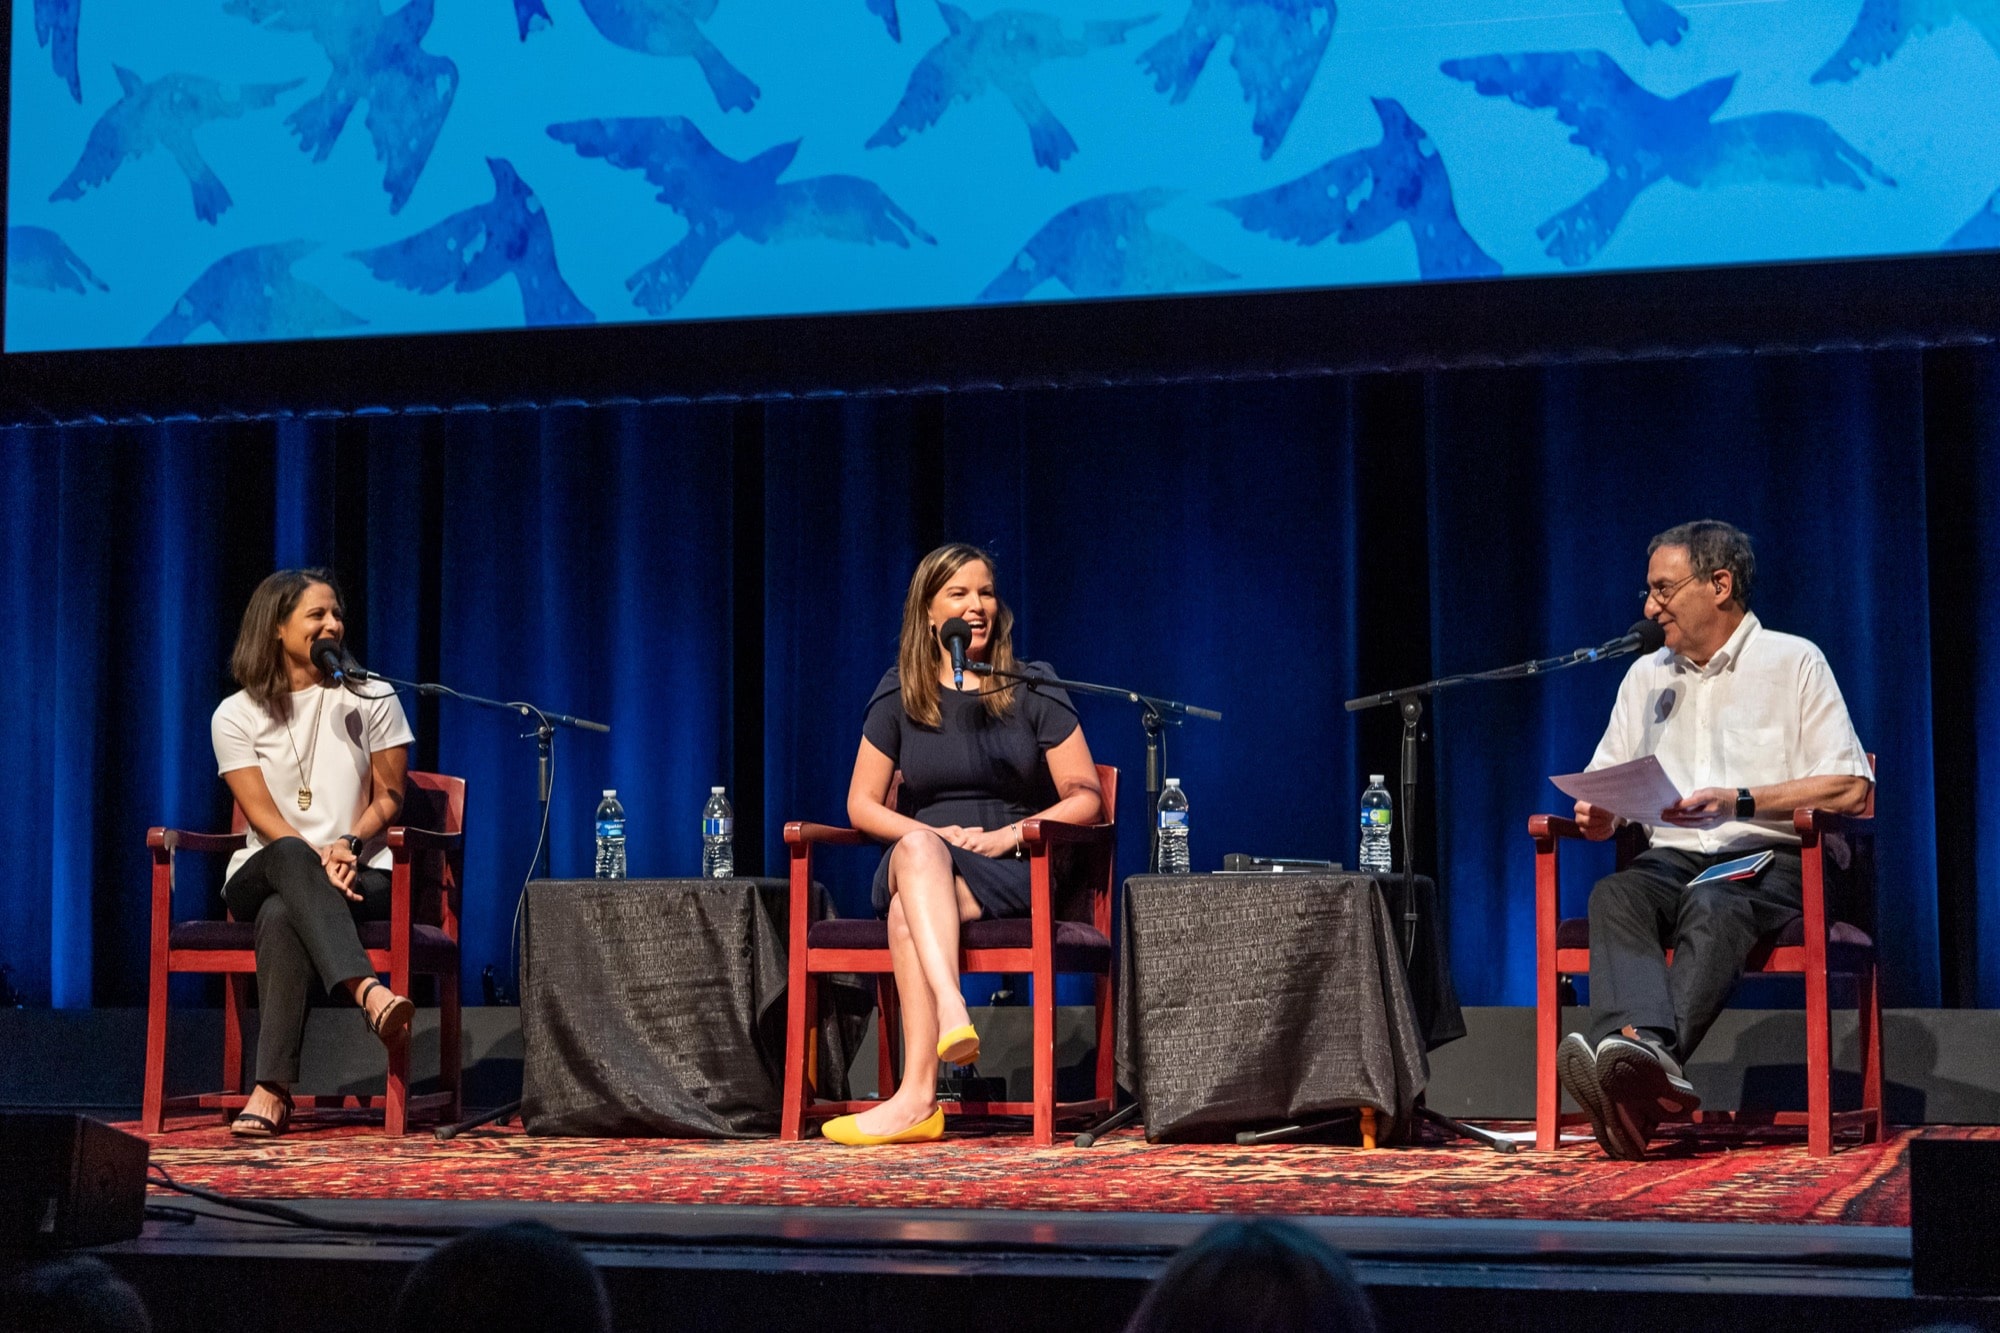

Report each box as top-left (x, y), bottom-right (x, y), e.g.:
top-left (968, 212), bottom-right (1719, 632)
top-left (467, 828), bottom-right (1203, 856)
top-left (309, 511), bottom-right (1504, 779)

top-left (95, 1119), bottom-right (2000, 1332)
top-left (134, 1117), bottom-right (1947, 1226)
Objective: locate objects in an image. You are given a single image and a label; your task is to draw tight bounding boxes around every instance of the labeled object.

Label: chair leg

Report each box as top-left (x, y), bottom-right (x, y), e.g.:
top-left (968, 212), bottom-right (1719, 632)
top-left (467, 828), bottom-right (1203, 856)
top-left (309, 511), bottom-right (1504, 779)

top-left (440, 970), bottom-right (463, 1123)
top-left (223, 975), bottom-right (249, 1123)
top-left (1805, 958), bottom-right (1833, 1157)
top-left (1093, 973), bottom-right (1115, 1106)
top-left (877, 976), bottom-right (901, 1099)
top-left (1031, 965), bottom-right (1056, 1147)
top-left (1858, 962), bottom-right (1885, 1145)
top-left (385, 1022), bottom-right (410, 1137)
top-left (143, 968), bottom-right (170, 1135)
top-left (1535, 973), bottom-right (1562, 1152)
top-left (780, 972), bottom-right (816, 1142)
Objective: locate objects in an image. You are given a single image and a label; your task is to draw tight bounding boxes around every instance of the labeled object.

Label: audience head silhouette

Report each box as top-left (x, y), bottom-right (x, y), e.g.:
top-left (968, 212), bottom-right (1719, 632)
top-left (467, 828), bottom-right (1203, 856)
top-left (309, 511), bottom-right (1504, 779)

top-left (394, 1220), bottom-right (611, 1333)
top-left (1123, 1218), bottom-right (1377, 1333)
top-left (1, 1255), bottom-right (152, 1333)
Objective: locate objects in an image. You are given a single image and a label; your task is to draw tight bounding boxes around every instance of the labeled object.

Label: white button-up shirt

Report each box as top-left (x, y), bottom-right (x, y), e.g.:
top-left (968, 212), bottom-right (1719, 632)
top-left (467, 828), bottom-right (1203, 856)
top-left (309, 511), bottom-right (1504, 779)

top-left (1586, 612), bottom-right (1873, 855)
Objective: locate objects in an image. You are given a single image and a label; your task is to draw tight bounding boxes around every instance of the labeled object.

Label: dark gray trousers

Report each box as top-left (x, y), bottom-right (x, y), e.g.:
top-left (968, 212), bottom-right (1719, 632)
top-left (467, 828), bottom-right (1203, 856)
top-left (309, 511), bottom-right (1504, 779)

top-left (1585, 846), bottom-right (1804, 1064)
top-left (222, 838), bottom-right (391, 1084)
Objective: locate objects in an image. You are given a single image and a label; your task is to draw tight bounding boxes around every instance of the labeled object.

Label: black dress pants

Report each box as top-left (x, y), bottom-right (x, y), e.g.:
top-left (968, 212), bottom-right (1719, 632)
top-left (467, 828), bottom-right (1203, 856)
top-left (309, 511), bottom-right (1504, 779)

top-left (1584, 846), bottom-right (1804, 1064)
top-left (222, 838), bottom-right (391, 1084)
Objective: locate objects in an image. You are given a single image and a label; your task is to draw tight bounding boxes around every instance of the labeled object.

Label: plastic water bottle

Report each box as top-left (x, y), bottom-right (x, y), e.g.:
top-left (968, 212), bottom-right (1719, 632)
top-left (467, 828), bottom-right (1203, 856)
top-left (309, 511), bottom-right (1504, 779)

top-left (1156, 778), bottom-right (1191, 874)
top-left (594, 789), bottom-right (626, 880)
top-left (701, 787), bottom-right (734, 879)
top-left (1359, 774), bottom-right (1393, 877)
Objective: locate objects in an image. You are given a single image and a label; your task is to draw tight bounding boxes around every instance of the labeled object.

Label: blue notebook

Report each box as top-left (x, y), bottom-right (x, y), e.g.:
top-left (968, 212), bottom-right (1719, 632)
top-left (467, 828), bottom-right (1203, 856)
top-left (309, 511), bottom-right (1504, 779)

top-left (1687, 850), bottom-right (1776, 886)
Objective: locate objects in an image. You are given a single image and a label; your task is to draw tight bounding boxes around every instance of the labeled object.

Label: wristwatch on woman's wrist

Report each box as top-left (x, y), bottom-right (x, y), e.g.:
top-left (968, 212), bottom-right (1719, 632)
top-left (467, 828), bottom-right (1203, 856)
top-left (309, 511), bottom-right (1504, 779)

top-left (1734, 788), bottom-right (1756, 820)
top-left (339, 833), bottom-right (365, 858)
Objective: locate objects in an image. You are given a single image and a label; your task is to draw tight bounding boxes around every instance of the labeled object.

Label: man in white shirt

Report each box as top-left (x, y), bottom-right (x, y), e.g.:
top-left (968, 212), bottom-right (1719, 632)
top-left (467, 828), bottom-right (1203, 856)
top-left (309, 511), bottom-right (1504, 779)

top-left (1557, 520), bottom-right (1874, 1160)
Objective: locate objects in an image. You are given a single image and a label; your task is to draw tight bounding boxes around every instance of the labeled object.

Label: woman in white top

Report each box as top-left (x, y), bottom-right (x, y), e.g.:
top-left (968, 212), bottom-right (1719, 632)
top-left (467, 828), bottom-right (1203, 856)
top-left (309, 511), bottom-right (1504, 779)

top-left (210, 569), bottom-right (417, 1137)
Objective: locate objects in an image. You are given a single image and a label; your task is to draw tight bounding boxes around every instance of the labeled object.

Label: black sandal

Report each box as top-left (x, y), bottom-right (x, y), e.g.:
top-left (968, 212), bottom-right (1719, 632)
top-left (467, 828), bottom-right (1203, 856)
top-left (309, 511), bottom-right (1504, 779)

top-left (359, 978), bottom-right (415, 1046)
top-left (230, 1083), bottom-right (293, 1138)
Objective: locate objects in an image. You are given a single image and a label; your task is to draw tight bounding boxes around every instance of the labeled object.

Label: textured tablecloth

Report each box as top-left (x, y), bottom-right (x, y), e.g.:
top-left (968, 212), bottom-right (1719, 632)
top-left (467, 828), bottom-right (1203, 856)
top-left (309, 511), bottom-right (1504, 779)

top-left (1115, 873), bottom-right (1444, 1143)
top-left (520, 878), bottom-right (865, 1138)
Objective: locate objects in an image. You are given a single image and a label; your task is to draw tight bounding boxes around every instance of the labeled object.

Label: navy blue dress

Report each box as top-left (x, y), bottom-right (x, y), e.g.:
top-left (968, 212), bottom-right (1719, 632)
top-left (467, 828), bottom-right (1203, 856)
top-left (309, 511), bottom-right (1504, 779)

top-left (863, 663), bottom-right (1080, 919)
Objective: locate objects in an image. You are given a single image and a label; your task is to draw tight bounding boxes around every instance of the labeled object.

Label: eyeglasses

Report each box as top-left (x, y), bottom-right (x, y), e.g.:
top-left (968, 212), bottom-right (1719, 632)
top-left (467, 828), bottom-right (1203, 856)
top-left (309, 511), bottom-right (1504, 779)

top-left (1641, 571), bottom-right (1704, 608)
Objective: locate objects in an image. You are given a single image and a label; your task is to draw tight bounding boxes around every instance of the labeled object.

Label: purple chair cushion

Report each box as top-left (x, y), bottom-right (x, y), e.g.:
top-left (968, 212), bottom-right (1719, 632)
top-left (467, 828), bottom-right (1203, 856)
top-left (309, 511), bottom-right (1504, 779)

top-left (808, 916), bottom-right (1112, 973)
top-left (170, 920), bottom-right (458, 972)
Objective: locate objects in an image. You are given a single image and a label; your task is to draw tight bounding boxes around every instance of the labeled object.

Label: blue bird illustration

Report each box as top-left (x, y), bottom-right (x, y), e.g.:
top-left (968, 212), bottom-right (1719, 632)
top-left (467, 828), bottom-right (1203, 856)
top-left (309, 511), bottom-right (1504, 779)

top-left (144, 240), bottom-right (365, 344)
top-left (1812, 0), bottom-right (2000, 83)
top-left (867, 4), bottom-right (1155, 172)
top-left (979, 189), bottom-right (1234, 300)
top-left (1141, 1), bottom-right (1334, 159)
top-left (514, 0), bottom-right (552, 38)
top-left (870, 0), bottom-right (902, 40)
top-left (1623, 0), bottom-right (1688, 47)
top-left (7, 225), bottom-right (108, 294)
top-left (225, 0), bottom-right (459, 214)
top-left (1945, 188), bottom-right (2000, 249)
top-left (1441, 51), bottom-right (1894, 268)
top-left (1222, 98), bottom-right (1500, 281)
top-left (351, 158), bottom-right (593, 327)
top-left (548, 116), bottom-right (935, 315)
top-left (35, 0), bottom-right (83, 101)
top-left (578, 0), bottom-right (760, 112)
top-left (49, 66), bottom-right (301, 224)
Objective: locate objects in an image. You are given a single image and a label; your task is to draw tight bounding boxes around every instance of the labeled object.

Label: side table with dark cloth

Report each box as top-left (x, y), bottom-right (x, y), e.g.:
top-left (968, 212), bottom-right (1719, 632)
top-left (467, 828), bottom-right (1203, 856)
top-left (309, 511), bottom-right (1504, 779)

top-left (1377, 874), bottom-right (1467, 1050)
top-left (1115, 873), bottom-right (1450, 1142)
top-left (520, 878), bottom-right (868, 1137)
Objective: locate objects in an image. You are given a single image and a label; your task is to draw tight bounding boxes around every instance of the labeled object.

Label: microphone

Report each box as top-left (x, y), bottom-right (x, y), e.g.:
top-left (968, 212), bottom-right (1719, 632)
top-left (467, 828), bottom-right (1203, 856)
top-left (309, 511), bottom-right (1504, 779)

top-left (939, 617), bottom-right (972, 691)
top-left (309, 637), bottom-right (367, 684)
top-left (1597, 618), bottom-right (1667, 659)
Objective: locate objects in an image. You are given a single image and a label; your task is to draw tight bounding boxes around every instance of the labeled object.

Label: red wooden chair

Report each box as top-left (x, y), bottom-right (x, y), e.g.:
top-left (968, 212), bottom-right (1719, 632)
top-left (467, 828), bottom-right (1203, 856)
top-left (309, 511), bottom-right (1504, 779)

top-left (141, 771), bottom-right (467, 1136)
top-left (779, 765), bottom-right (1119, 1147)
top-left (1529, 759), bottom-right (1882, 1156)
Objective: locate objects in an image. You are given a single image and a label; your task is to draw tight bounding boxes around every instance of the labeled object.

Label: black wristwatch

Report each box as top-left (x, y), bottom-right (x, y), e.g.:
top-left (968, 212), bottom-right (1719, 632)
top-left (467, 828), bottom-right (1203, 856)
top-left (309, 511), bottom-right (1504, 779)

top-left (1734, 788), bottom-right (1756, 820)
top-left (339, 833), bottom-right (365, 858)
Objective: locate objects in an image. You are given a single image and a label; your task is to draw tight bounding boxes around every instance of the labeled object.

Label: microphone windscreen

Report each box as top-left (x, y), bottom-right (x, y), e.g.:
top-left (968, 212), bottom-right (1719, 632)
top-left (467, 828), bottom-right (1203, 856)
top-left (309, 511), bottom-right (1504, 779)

top-left (309, 637), bottom-right (346, 677)
top-left (1630, 618), bottom-right (1667, 653)
top-left (939, 617), bottom-right (973, 649)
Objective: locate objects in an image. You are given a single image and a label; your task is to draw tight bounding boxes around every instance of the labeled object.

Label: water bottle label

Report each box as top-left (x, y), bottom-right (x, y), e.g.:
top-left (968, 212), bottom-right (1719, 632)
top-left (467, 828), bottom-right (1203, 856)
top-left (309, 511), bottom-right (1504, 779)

top-left (1157, 811), bottom-right (1188, 830)
top-left (596, 820), bottom-right (625, 839)
top-left (702, 818), bottom-right (733, 838)
top-left (1362, 809), bottom-right (1392, 828)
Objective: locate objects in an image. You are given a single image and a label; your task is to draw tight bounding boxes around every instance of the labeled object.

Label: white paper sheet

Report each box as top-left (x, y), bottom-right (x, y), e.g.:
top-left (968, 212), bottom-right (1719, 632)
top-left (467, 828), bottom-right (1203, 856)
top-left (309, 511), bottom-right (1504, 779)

top-left (1549, 755), bottom-right (1686, 826)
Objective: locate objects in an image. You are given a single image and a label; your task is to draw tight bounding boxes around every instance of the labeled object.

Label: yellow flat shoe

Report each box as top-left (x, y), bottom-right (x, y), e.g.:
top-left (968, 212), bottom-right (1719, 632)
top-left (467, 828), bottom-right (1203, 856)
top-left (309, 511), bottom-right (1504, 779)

top-left (820, 1106), bottom-right (945, 1146)
top-left (936, 1022), bottom-right (981, 1065)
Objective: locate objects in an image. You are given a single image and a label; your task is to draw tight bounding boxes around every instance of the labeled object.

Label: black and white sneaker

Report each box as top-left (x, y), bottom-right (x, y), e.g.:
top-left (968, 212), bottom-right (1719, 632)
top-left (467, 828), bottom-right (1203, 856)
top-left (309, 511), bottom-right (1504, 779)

top-left (1597, 1028), bottom-right (1702, 1128)
top-left (1556, 1031), bottom-right (1648, 1161)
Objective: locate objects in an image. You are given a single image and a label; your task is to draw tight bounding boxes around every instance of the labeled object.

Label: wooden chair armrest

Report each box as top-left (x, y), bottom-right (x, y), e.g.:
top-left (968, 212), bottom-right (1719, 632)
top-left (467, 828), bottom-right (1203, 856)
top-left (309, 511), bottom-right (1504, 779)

top-left (1528, 814), bottom-right (1585, 843)
top-left (387, 826), bottom-right (464, 852)
top-left (147, 828), bottom-right (249, 855)
top-left (783, 821), bottom-right (874, 847)
top-left (1019, 818), bottom-right (1115, 849)
top-left (1794, 808), bottom-right (1872, 837)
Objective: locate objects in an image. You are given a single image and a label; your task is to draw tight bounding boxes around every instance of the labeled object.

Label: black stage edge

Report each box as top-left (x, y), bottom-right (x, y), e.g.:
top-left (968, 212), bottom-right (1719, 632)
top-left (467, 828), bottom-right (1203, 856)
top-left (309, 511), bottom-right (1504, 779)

top-left (5, 248), bottom-right (2000, 427)
top-left (37, 1199), bottom-right (1995, 1333)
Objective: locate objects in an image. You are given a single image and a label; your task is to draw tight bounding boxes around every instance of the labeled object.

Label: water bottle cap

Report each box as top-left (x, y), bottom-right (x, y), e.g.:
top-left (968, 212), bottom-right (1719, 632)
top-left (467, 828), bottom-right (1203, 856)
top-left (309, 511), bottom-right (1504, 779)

top-left (1164, 777), bottom-right (1180, 787)
top-left (603, 789), bottom-right (616, 797)
top-left (711, 786), bottom-right (725, 794)
top-left (1368, 775), bottom-right (1385, 784)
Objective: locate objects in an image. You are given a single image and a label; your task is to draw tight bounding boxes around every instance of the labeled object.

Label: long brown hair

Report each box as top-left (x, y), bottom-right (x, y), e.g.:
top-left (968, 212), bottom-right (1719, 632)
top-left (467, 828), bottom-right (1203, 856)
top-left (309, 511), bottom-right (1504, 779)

top-left (230, 568), bottom-right (345, 722)
top-left (898, 543), bottom-right (1021, 729)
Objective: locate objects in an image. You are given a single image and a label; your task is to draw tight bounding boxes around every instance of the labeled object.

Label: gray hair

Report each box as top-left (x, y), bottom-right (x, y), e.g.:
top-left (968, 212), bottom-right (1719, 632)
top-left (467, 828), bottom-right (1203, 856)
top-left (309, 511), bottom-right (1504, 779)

top-left (1648, 520), bottom-right (1755, 611)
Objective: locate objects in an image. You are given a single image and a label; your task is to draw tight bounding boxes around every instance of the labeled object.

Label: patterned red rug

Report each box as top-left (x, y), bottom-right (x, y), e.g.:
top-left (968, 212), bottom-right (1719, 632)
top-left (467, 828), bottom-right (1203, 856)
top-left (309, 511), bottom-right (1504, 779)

top-left (131, 1118), bottom-right (2000, 1226)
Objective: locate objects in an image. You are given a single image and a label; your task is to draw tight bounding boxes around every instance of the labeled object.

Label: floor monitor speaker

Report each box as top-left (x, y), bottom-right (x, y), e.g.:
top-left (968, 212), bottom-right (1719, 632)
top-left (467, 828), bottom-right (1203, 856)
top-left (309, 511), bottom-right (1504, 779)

top-left (1910, 1137), bottom-right (2000, 1295)
top-left (0, 1113), bottom-right (148, 1249)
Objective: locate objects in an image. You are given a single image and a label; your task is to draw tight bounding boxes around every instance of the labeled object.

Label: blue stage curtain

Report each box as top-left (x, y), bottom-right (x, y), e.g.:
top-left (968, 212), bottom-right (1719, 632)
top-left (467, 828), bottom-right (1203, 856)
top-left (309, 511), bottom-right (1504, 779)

top-left (1, 347), bottom-right (1996, 1011)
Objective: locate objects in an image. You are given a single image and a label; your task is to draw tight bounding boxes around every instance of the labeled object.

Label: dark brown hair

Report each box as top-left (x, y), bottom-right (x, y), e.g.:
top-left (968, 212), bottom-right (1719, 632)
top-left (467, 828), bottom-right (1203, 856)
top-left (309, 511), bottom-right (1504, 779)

top-left (229, 568), bottom-right (344, 722)
top-left (897, 543), bottom-right (1021, 729)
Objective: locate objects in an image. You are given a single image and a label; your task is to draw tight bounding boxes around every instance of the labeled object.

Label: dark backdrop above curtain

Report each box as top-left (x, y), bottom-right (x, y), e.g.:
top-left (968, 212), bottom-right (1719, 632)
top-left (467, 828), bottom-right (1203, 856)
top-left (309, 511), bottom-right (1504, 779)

top-left (2, 347), bottom-right (1995, 1011)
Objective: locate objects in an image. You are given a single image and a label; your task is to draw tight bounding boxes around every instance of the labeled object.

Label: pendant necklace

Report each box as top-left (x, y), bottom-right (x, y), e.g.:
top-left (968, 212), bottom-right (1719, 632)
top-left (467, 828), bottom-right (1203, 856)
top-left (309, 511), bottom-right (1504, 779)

top-left (284, 687), bottom-right (329, 812)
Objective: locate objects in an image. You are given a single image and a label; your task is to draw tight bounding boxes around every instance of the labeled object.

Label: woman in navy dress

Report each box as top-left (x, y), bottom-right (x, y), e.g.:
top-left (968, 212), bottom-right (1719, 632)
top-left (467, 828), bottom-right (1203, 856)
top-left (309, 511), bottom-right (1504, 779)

top-left (822, 543), bottom-right (1104, 1145)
